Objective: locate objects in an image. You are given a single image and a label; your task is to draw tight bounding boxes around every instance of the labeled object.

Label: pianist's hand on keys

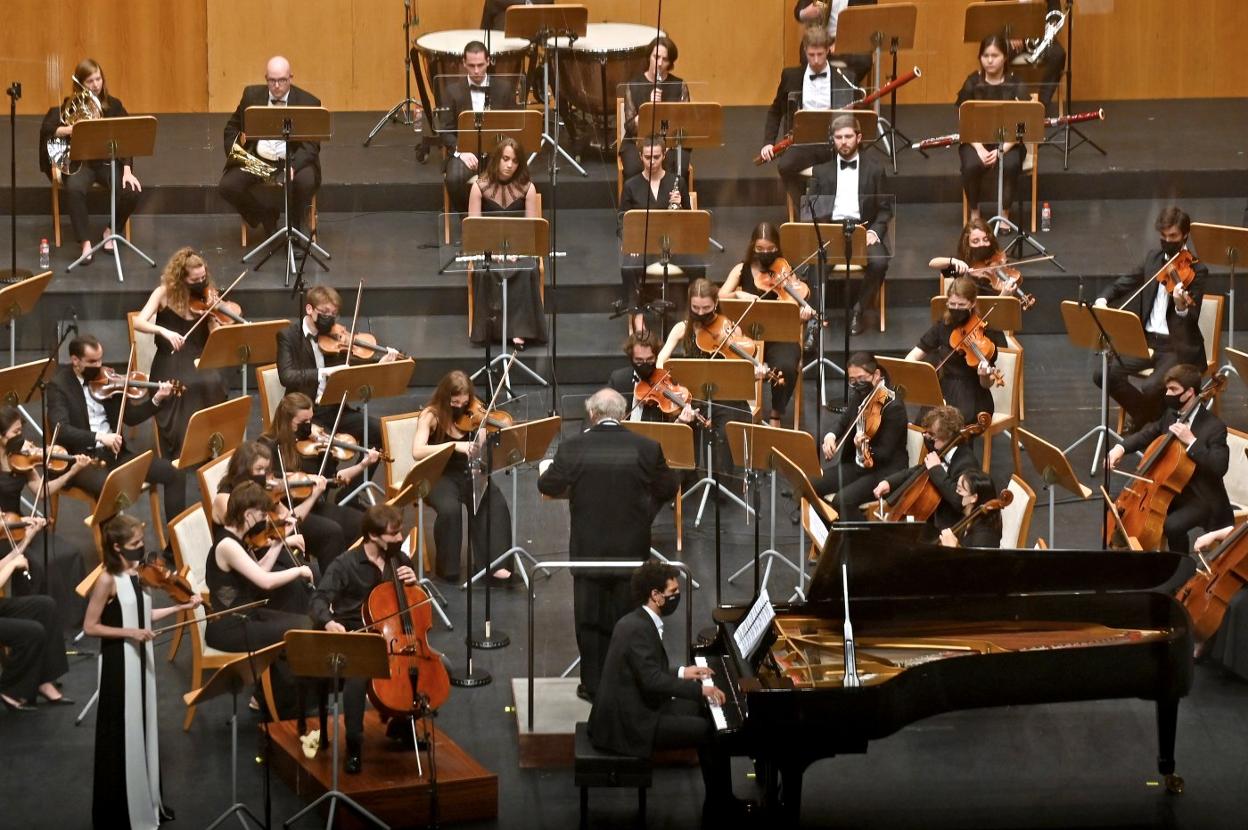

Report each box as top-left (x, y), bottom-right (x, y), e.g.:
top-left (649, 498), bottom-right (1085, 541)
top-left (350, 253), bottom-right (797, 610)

top-left (692, 656), bottom-right (727, 730)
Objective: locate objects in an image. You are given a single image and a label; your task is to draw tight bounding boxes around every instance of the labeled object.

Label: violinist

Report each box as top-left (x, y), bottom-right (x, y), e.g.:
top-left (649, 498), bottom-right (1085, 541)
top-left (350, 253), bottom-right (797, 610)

top-left (1093, 207), bottom-right (1207, 430)
top-left (1106, 364), bottom-right (1233, 553)
top-left (802, 114), bottom-right (893, 336)
top-left (410, 371), bottom-right (514, 584)
top-left (204, 481), bottom-right (314, 717)
top-left (720, 222), bottom-right (811, 426)
top-left (608, 331), bottom-right (696, 424)
top-left (45, 334), bottom-right (189, 531)
top-left (212, 440), bottom-right (344, 573)
top-left (310, 503), bottom-right (416, 774)
top-left (0, 514), bottom-right (70, 712)
top-left (813, 353), bottom-right (907, 520)
top-left (929, 217), bottom-right (1029, 301)
top-left (905, 277), bottom-right (1006, 427)
top-left (938, 470), bottom-right (1004, 549)
top-left (873, 406), bottom-right (981, 535)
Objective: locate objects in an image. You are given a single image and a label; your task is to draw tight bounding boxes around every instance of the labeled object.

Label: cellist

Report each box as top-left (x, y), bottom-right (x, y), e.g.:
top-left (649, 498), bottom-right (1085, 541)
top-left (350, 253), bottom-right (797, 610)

top-left (813, 352), bottom-right (908, 521)
top-left (309, 504), bottom-right (415, 775)
top-left (1106, 364), bottom-right (1233, 553)
top-left (872, 406), bottom-right (981, 536)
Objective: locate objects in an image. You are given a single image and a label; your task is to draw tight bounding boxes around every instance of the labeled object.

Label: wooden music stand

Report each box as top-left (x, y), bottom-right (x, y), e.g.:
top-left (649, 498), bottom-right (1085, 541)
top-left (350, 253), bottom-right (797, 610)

top-left (505, 3), bottom-right (588, 40)
top-left (771, 447), bottom-right (838, 594)
top-left (963, 1), bottom-right (1046, 43)
top-left (65, 115), bottom-right (158, 281)
top-left (793, 108), bottom-right (880, 145)
top-left (1060, 300), bottom-right (1150, 475)
top-left (621, 209), bottom-right (712, 335)
top-left (874, 356), bottom-right (944, 410)
top-left (195, 319), bottom-right (289, 397)
top-left (283, 629), bottom-right (391, 830)
top-left (622, 421), bottom-right (696, 470)
top-left (0, 270), bottom-right (52, 366)
top-left (1226, 347), bottom-right (1248, 383)
top-left (0, 358), bottom-right (53, 407)
top-left (454, 110), bottom-right (542, 158)
top-left (636, 102), bottom-right (722, 148)
top-left (719, 297), bottom-right (805, 429)
top-left (836, 3), bottom-right (918, 170)
top-left (1017, 427), bottom-right (1092, 549)
top-left (1191, 222), bottom-right (1248, 358)
top-left (185, 642), bottom-right (284, 830)
top-left (172, 395), bottom-right (252, 471)
top-left (74, 449), bottom-right (155, 597)
top-left (958, 100), bottom-right (1046, 241)
top-left (390, 444), bottom-right (455, 628)
top-left (930, 295), bottom-right (1023, 333)
top-left (240, 105), bottom-right (333, 285)
top-left (320, 358), bottom-right (415, 505)
top-left (506, 4), bottom-right (590, 173)
top-left (725, 423), bottom-right (820, 596)
top-left (461, 216), bottom-right (550, 388)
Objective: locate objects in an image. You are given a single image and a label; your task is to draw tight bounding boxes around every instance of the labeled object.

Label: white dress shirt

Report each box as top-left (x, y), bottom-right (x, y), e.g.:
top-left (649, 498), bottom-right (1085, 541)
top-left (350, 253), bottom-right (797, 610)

top-left (802, 66), bottom-right (832, 111)
top-left (256, 92), bottom-right (289, 162)
top-left (303, 318), bottom-right (329, 401)
top-left (823, 0), bottom-right (851, 39)
top-left (80, 376), bottom-right (111, 445)
top-left (469, 76), bottom-right (490, 114)
top-left (832, 153), bottom-right (861, 223)
top-left (1145, 282), bottom-right (1171, 336)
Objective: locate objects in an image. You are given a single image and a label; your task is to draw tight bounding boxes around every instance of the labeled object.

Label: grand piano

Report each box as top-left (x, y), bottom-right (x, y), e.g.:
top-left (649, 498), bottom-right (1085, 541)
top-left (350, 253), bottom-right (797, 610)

top-left (695, 522), bottom-right (1194, 821)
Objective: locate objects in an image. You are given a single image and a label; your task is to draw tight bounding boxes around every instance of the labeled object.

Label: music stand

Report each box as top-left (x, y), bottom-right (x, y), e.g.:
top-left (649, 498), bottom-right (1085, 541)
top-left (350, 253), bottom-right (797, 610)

top-left (65, 115), bottom-right (158, 281)
top-left (454, 109), bottom-right (542, 159)
top-left (620, 209), bottom-right (711, 337)
top-left (792, 108), bottom-right (880, 145)
top-left (389, 444), bottom-right (455, 629)
top-left (635, 101), bottom-right (725, 253)
top-left (0, 355), bottom-right (53, 457)
top-left (282, 630), bottom-right (391, 830)
top-left (836, 3), bottom-right (918, 171)
top-left (240, 106), bottom-right (333, 286)
top-left (0, 269), bottom-right (51, 367)
top-left (719, 297), bottom-right (804, 429)
top-left (1060, 300), bottom-right (1150, 475)
top-left (964, 1), bottom-right (1046, 43)
top-left (320, 358), bottom-right (416, 505)
top-left (725, 423), bottom-right (820, 600)
top-left (74, 450), bottom-right (156, 598)
top-left (874, 356), bottom-right (944, 409)
top-left (929, 295), bottom-right (1023, 333)
top-left (958, 100), bottom-right (1047, 258)
top-left (195, 318), bottom-right (288, 396)
top-left (171, 395), bottom-right (252, 471)
top-left (622, 420), bottom-right (698, 567)
top-left (185, 642), bottom-right (284, 830)
top-left (1191, 222), bottom-right (1247, 360)
top-left (507, 4), bottom-right (589, 175)
top-left (1016, 426), bottom-right (1091, 548)
top-left (770, 448), bottom-right (837, 603)
top-left (461, 216), bottom-right (550, 391)
top-left (1226, 347), bottom-right (1248, 384)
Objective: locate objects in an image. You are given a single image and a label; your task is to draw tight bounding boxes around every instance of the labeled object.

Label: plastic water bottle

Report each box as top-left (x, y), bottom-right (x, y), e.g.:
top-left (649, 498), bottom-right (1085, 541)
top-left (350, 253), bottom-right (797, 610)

top-left (38, 238), bottom-right (50, 270)
top-left (1040, 202), bottom-right (1052, 232)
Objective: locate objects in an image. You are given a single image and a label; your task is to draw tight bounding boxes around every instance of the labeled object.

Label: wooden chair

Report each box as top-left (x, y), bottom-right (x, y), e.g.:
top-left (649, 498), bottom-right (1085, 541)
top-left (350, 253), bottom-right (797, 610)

top-left (195, 448), bottom-right (235, 526)
top-left (49, 166), bottom-right (131, 248)
top-left (1225, 428), bottom-right (1248, 523)
top-left (381, 412), bottom-right (437, 572)
top-left (255, 363), bottom-right (284, 432)
top-left (465, 192), bottom-right (544, 335)
top-left (240, 193), bottom-right (317, 246)
top-left (906, 423), bottom-right (925, 466)
top-left (982, 347), bottom-right (1023, 476)
top-left (1001, 473), bottom-right (1036, 548)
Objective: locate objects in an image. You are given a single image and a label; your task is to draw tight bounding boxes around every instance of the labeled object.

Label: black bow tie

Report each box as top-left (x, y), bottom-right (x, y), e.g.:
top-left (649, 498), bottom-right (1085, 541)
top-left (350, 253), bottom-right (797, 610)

top-left (469, 84), bottom-right (487, 93)
top-left (270, 98), bottom-right (286, 106)
top-left (809, 71), bottom-right (827, 80)
top-left (840, 159), bottom-right (857, 170)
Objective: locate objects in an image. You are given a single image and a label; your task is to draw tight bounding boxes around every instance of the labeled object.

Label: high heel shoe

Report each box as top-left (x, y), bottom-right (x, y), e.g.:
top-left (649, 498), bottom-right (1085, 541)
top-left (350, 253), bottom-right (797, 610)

top-left (37, 690), bottom-right (76, 706)
top-left (1, 695), bottom-right (36, 712)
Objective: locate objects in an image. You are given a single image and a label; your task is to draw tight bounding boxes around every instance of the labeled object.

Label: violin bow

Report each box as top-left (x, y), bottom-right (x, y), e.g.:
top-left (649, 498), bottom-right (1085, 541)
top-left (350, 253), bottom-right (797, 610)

top-left (151, 598), bottom-right (268, 641)
top-left (344, 280), bottom-right (365, 369)
top-left (0, 506), bottom-right (31, 581)
top-left (965, 253), bottom-right (1053, 275)
top-left (316, 392), bottom-right (351, 480)
top-left (1117, 249), bottom-right (1188, 311)
top-left (183, 267), bottom-right (249, 340)
top-left (356, 592), bottom-right (438, 635)
top-left (29, 423), bottom-right (64, 520)
top-left (272, 442), bottom-right (300, 518)
top-left (112, 345), bottom-right (137, 460)
top-left (472, 352), bottom-right (518, 440)
top-left (706, 295), bottom-right (761, 361)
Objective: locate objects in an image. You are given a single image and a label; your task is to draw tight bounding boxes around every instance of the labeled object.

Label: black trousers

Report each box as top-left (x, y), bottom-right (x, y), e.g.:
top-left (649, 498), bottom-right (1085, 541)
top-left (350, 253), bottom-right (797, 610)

top-left (218, 163), bottom-right (318, 232)
top-left (959, 143), bottom-right (1025, 215)
top-left (652, 697), bottom-right (732, 809)
top-left (763, 341), bottom-right (800, 417)
top-left (300, 510), bottom-right (348, 572)
top-left (1024, 42), bottom-right (1066, 113)
top-left (572, 574), bottom-right (633, 696)
top-left (73, 448), bottom-right (187, 530)
top-left (1163, 492), bottom-right (1222, 554)
top-left (778, 145), bottom-right (834, 207)
top-left (0, 594), bottom-right (67, 702)
top-left (444, 155), bottom-right (477, 214)
top-left (206, 607), bottom-right (311, 718)
top-left (62, 162), bottom-right (141, 244)
top-left (427, 469), bottom-right (513, 579)
top-left (812, 461), bottom-right (890, 522)
top-left (1093, 340), bottom-right (1198, 427)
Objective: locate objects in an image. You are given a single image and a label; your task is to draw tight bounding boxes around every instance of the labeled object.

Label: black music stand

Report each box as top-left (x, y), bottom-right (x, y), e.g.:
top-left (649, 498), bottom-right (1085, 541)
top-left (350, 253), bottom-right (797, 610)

top-left (362, 0), bottom-right (421, 147)
top-left (1045, 0), bottom-right (1105, 168)
top-left (619, 209), bottom-right (711, 338)
top-left (836, 3), bottom-right (918, 172)
top-left (240, 105), bottom-right (332, 286)
top-left (282, 630), bottom-right (391, 830)
top-left (65, 115), bottom-right (158, 281)
top-left (1017, 426), bottom-right (1091, 548)
top-left (506, 4), bottom-right (589, 176)
top-left (320, 358), bottom-right (416, 506)
top-left (1, 82), bottom-right (29, 283)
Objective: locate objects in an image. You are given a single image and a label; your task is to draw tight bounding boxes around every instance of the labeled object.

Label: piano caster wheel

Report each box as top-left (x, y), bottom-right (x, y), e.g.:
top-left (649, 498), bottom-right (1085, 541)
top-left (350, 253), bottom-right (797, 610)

top-left (1164, 774), bottom-right (1184, 794)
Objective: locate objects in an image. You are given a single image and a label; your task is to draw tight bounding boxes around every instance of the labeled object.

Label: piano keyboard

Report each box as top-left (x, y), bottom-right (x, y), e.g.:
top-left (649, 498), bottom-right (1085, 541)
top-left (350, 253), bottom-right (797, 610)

top-left (695, 655), bottom-right (745, 732)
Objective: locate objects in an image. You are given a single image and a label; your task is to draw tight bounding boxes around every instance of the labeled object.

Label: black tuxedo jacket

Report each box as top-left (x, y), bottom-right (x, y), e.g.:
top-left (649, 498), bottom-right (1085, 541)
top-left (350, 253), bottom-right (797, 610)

top-left (826, 386), bottom-right (908, 475)
top-left (438, 76), bottom-right (521, 152)
top-left (275, 319), bottom-right (318, 401)
top-left (222, 85), bottom-right (322, 176)
top-left (805, 154), bottom-right (892, 238)
top-left (620, 171), bottom-right (690, 213)
top-left (884, 444), bottom-right (981, 530)
top-left (537, 422), bottom-right (678, 562)
top-left (45, 365), bottom-right (158, 455)
top-left (764, 66), bottom-right (809, 145)
top-left (588, 606), bottom-right (702, 757)
top-left (607, 366), bottom-right (667, 423)
top-left (1122, 405), bottom-right (1233, 523)
top-left (1097, 248), bottom-right (1207, 362)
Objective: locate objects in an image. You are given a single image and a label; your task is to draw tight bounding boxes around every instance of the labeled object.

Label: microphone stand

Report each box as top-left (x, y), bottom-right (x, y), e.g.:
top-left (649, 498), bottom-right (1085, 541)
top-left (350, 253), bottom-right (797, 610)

top-left (25, 321), bottom-right (75, 604)
top-left (840, 218), bottom-right (854, 405)
top-left (1, 82), bottom-right (31, 284)
top-left (1079, 300), bottom-right (1125, 550)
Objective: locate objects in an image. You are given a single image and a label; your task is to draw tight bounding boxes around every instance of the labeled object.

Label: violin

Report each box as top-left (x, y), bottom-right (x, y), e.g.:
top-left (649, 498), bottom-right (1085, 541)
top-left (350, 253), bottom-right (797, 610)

top-left (1109, 371), bottom-right (1228, 551)
top-left (295, 426), bottom-right (394, 464)
top-left (318, 323), bottom-right (409, 362)
top-left (1155, 249), bottom-right (1198, 295)
top-left (453, 398), bottom-right (515, 434)
top-left (943, 490), bottom-right (1013, 546)
top-left (832, 381), bottom-right (895, 469)
top-left (8, 443), bottom-right (104, 473)
top-left (88, 367), bottom-right (186, 402)
top-left (634, 369), bottom-right (712, 428)
top-left (937, 310), bottom-right (1004, 387)
top-left (869, 412), bottom-right (991, 523)
top-left (0, 512), bottom-right (31, 542)
top-left (136, 556), bottom-right (206, 609)
top-left (1176, 522), bottom-right (1248, 643)
top-left (189, 296), bottom-right (247, 327)
top-left (266, 473), bottom-right (321, 503)
top-left (966, 252), bottom-right (1037, 310)
top-left (751, 257), bottom-right (824, 322)
top-left (363, 552), bottom-right (450, 717)
top-left (693, 312), bottom-right (785, 386)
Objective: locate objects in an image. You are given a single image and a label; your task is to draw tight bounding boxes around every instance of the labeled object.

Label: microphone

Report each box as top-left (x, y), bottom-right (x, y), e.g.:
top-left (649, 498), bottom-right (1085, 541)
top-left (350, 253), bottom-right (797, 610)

top-left (67, 307), bottom-right (79, 335)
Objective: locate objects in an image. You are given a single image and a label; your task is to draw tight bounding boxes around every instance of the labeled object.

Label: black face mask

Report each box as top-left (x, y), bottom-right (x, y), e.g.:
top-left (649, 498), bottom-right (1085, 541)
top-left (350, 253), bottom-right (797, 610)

top-left (246, 517), bottom-right (268, 539)
top-left (295, 421), bottom-right (313, 441)
top-left (384, 542), bottom-right (405, 559)
top-left (755, 251), bottom-right (779, 270)
top-left (923, 434), bottom-right (937, 453)
top-left (79, 365), bottom-right (102, 382)
top-left (692, 310), bottom-right (717, 326)
top-left (120, 544), bottom-right (146, 563)
top-left (633, 361), bottom-right (656, 378)
top-left (1164, 393), bottom-right (1185, 412)
top-left (658, 591), bottom-right (681, 617)
top-left (314, 313), bottom-right (337, 335)
top-left (968, 244), bottom-right (992, 260)
top-left (450, 404), bottom-right (467, 419)
top-left (251, 473), bottom-right (269, 489)
top-left (187, 282), bottom-right (208, 299)
top-left (4, 434), bottom-right (23, 454)
top-left (850, 380), bottom-right (873, 396)
top-left (1160, 239), bottom-right (1184, 258)
top-left (947, 308), bottom-right (972, 327)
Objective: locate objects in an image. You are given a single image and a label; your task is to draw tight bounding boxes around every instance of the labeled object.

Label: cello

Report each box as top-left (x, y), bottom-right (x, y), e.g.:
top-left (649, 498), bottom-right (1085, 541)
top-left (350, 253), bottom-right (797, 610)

top-left (1108, 371), bottom-right (1228, 551)
top-left (1176, 523), bottom-right (1248, 643)
top-left (868, 412), bottom-right (990, 523)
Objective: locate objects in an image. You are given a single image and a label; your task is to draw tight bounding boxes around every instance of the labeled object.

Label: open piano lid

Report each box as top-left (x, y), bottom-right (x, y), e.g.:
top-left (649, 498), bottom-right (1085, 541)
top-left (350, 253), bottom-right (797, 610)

top-left (806, 522), bottom-right (1187, 603)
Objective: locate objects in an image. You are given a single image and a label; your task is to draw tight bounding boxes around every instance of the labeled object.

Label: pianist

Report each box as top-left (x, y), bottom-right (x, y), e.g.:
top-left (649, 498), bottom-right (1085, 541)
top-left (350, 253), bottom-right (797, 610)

top-left (587, 560), bottom-right (743, 822)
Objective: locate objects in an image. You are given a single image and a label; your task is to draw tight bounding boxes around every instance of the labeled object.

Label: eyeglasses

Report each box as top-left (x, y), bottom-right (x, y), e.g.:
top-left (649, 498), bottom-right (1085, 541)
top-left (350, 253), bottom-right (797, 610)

top-left (265, 76), bottom-right (291, 84)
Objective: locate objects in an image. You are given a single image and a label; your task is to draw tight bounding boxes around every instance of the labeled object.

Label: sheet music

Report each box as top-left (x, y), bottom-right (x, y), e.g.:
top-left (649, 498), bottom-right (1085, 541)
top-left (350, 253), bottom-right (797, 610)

top-left (733, 589), bottom-right (775, 661)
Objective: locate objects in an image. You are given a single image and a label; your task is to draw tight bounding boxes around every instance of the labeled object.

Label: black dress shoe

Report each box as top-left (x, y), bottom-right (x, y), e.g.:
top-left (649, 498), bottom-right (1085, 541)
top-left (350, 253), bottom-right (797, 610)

top-left (345, 754), bottom-right (363, 775)
top-left (575, 684), bottom-right (594, 703)
top-left (849, 308), bottom-right (866, 336)
top-left (1, 696), bottom-right (36, 712)
top-left (37, 691), bottom-right (76, 706)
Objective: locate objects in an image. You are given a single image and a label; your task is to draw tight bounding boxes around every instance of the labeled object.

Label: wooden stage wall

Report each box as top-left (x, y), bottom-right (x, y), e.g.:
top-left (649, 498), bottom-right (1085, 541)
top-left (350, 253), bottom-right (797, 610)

top-left (2, 0), bottom-right (1244, 115)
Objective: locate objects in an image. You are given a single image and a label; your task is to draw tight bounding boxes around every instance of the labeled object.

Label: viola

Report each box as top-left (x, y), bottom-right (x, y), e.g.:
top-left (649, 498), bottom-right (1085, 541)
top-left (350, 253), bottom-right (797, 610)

top-left (189, 296), bottom-right (247, 327)
top-left (88, 367), bottom-right (186, 402)
top-left (453, 398), bottom-right (515, 434)
top-left (944, 490), bottom-right (1013, 545)
top-left (1109, 371), bottom-right (1228, 551)
top-left (751, 257), bottom-right (824, 322)
top-left (967, 252), bottom-right (1037, 310)
top-left (693, 312), bottom-right (785, 386)
top-left (318, 323), bottom-right (409, 362)
top-left (295, 427), bottom-right (394, 464)
top-left (363, 554), bottom-right (451, 717)
top-left (869, 412), bottom-right (991, 523)
top-left (8, 444), bottom-right (104, 473)
top-left (137, 556), bottom-right (206, 609)
top-left (634, 369), bottom-right (712, 428)
top-left (1176, 522), bottom-right (1248, 643)
top-left (937, 311), bottom-right (1004, 387)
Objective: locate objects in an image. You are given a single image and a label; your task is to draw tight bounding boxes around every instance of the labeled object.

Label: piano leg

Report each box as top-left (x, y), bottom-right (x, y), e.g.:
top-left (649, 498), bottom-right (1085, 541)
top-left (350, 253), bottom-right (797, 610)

top-left (778, 761), bottom-right (805, 823)
top-left (1155, 696), bottom-right (1184, 794)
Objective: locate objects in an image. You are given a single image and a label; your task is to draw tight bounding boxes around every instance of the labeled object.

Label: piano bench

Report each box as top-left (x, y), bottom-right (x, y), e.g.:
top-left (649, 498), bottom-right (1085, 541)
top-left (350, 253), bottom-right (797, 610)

top-left (574, 722), bottom-right (652, 829)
